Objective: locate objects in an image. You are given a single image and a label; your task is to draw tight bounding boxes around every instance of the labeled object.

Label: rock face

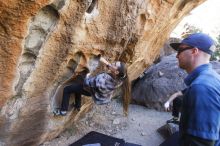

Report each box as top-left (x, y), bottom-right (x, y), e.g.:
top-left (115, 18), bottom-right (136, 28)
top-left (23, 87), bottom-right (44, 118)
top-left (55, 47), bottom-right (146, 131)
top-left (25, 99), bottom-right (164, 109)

top-left (132, 54), bottom-right (220, 111)
top-left (0, 0), bottom-right (206, 145)
top-left (132, 54), bottom-right (187, 110)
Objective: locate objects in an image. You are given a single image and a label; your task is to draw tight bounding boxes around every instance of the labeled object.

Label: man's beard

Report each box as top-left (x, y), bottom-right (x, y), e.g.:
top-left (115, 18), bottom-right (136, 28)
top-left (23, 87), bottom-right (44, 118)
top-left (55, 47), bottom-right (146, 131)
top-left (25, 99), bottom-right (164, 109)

top-left (178, 61), bottom-right (186, 70)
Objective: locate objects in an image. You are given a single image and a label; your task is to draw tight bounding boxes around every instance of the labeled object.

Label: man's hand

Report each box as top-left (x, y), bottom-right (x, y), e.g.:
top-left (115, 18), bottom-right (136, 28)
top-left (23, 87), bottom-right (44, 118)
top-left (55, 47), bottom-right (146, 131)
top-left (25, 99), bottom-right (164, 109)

top-left (164, 101), bottom-right (170, 111)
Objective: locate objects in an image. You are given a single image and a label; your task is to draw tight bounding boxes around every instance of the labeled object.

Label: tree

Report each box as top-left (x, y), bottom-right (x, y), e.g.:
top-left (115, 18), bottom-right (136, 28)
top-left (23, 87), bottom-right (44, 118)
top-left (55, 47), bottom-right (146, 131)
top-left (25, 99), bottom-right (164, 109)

top-left (181, 23), bottom-right (202, 38)
top-left (211, 34), bottom-right (220, 61)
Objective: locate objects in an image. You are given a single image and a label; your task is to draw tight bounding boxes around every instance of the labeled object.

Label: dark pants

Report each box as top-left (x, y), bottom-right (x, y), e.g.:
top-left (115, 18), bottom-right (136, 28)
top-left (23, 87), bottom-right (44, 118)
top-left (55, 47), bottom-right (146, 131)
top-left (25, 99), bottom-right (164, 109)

top-left (180, 134), bottom-right (215, 146)
top-left (61, 82), bottom-right (91, 111)
top-left (160, 132), bottom-right (216, 146)
top-left (172, 96), bottom-right (183, 118)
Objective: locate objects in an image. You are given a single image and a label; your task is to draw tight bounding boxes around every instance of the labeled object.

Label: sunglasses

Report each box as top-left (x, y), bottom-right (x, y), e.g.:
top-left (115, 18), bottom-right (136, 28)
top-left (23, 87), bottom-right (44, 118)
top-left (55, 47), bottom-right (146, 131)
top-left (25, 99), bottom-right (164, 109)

top-left (177, 46), bottom-right (194, 55)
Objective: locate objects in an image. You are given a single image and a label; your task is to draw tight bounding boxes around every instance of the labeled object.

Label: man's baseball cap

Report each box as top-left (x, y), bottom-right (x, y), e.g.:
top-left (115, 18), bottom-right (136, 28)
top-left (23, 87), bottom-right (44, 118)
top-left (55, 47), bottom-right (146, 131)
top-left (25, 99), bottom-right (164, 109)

top-left (170, 33), bottom-right (216, 55)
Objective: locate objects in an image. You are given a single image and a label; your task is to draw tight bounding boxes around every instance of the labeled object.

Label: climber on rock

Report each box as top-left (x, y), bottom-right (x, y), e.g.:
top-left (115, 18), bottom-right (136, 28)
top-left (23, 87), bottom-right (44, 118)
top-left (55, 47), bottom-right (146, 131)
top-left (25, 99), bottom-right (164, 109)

top-left (53, 57), bottom-right (130, 116)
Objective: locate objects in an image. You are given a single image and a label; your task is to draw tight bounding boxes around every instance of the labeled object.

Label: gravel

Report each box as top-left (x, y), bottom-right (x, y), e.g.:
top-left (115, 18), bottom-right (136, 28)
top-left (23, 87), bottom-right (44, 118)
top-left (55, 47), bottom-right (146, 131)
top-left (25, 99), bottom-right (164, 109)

top-left (42, 99), bottom-right (171, 146)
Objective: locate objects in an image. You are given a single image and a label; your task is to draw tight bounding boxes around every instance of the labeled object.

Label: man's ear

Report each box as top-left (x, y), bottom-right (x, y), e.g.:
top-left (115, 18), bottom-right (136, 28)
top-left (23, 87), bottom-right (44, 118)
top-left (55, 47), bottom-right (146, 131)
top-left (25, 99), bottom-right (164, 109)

top-left (192, 47), bottom-right (199, 54)
top-left (115, 70), bottom-right (119, 75)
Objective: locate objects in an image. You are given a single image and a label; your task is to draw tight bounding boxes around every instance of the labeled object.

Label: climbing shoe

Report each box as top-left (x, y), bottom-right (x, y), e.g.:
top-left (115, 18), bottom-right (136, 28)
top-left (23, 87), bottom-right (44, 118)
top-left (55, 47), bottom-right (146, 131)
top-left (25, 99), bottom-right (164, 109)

top-left (53, 109), bottom-right (67, 116)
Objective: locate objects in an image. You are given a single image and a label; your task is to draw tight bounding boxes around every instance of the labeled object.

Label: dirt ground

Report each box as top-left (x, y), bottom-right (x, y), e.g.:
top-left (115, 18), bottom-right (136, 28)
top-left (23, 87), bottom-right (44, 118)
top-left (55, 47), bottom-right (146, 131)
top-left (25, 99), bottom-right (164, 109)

top-left (42, 99), bottom-right (171, 146)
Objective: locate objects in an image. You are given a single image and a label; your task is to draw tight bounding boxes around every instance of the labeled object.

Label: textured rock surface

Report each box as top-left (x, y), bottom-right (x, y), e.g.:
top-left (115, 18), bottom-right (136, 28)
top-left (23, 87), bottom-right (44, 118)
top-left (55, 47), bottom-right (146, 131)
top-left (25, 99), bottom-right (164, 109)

top-left (0, 0), bottom-right (205, 145)
top-left (132, 54), bottom-right (187, 110)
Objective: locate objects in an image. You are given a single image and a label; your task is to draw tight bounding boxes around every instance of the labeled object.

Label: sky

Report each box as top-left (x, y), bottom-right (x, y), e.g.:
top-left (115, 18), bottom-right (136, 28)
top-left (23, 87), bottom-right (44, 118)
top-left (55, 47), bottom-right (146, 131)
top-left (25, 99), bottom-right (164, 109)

top-left (171, 0), bottom-right (220, 40)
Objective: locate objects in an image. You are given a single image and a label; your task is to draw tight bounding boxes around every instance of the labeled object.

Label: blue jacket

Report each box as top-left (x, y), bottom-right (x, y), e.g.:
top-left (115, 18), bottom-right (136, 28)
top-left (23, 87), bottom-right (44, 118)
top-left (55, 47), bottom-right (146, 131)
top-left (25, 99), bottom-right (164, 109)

top-left (180, 64), bottom-right (220, 144)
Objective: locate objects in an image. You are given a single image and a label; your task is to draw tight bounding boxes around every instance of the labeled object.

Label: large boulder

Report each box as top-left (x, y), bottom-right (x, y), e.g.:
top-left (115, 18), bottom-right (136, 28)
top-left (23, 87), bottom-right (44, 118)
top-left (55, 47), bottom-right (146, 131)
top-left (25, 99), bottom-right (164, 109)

top-left (132, 54), bottom-right (187, 110)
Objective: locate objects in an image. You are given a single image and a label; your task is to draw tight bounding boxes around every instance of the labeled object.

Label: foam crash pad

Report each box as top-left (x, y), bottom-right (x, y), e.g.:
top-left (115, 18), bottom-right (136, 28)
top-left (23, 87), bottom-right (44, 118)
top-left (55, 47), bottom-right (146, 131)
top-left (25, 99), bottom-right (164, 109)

top-left (125, 143), bottom-right (141, 146)
top-left (70, 131), bottom-right (141, 146)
